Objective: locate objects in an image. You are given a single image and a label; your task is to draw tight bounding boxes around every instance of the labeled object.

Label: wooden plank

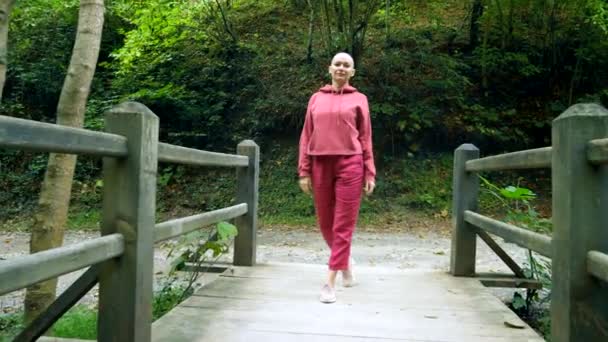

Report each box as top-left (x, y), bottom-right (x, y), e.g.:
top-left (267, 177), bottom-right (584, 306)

top-left (152, 264), bottom-right (544, 342)
top-left (98, 102), bottom-right (159, 342)
top-left (450, 144), bottom-right (479, 276)
top-left (233, 140), bottom-right (259, 266)
top-left (0, 115), bottom-right (127, 157)
top-left (476, 229), bottom-right (526, 278)
top-left (464, 211), bottom-right (552, 258)
top-left (154, 204), bottom-right (247, 242)
top-left (465, 147), bottom-right (552, 172)
top-left (15, 265), bottom-right (100, 342)
top-left (551, 103), bottom-right (608, 342)
top-left (158, 142), bottom-right (248, 167)
top-left (588, 250), bottom-right (608, 283)
top-left (0, 234), bottom-right (123, 296)
top-left (587, 138), bottom-right (608, 165)
top-left (477, 276), bottom-right (542, 289)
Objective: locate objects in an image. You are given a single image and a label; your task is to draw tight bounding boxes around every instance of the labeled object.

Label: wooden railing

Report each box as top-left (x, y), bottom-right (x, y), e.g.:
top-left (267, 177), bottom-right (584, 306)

top-left (451, 103), bottom-right (608, 342)
top-left (0, 102), bottom-right (259, 342)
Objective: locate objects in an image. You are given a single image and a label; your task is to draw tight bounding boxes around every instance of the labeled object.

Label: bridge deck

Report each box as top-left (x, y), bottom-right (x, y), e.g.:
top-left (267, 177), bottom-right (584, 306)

top-left (152, 263), bottom-right (544, 342)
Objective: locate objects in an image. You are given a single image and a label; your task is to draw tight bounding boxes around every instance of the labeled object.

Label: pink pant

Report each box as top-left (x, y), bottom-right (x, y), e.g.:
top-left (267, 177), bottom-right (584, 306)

top-left (311, 154), bottom-right (363, 270)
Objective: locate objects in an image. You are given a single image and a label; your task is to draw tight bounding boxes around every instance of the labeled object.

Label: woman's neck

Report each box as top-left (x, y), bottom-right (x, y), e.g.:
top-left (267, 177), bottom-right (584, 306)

top-left (332, 81), bottom-right (348, 91)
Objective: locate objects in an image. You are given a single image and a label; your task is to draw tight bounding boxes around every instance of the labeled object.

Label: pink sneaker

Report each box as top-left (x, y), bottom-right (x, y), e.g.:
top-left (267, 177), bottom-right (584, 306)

top-left (319, 284), bottom-right (336, 303)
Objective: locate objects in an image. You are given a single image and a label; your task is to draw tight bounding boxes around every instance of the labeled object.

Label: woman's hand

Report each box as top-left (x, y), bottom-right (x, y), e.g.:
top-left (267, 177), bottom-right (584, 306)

top-left (364, 180), bottom-right (375, 196)
top-left (299, 176), bottom-right (312, 195)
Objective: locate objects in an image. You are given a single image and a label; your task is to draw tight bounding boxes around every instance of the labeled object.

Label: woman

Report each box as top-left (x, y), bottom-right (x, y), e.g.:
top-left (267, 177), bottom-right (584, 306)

top-left (298, 52), bottom-right (376, 303)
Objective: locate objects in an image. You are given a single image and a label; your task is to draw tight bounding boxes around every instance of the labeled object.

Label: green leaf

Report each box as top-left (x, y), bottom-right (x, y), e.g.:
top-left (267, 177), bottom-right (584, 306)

top-left (217, 221), bottom-right (238, 241)
top-left (512, 293), bottom-right (527, 310)
top-left (500, 186), bottom-right (536, 200)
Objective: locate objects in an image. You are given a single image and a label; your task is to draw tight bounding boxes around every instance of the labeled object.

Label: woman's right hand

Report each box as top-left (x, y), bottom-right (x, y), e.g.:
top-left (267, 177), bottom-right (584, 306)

top-left (298, 176), bottom-right (312, 195)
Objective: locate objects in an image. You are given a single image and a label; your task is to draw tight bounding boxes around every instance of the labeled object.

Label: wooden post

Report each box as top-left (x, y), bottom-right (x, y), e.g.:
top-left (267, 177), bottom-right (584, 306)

top-left (450, 144), bottom-right (479, 276)
top-left (233, 140), bottom-right (259, 266)
top-left (98, 102), bottom-right (158, 342)
top-left (551, 103), bottom-right (608, 342)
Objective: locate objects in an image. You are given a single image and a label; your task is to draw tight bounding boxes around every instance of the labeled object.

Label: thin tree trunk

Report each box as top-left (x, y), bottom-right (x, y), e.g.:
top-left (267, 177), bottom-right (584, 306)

top-left (481, 11), bottom-right (490, 92)
top-left (469, 0), bottom-right (483, 49)
top-left (24, 0), bottom-right (105, 324)
top-left (0, 0), bottom-right (15, 102)
top-left (214, 0), bottom-right (237, 43)
top-left (494, 0), bottom-right (506, 49)
top-left (507, 0), bottom-right (514, 48)
top-left (568, 52), bottom-right (582, 106)
top-left (306, 0), bottom-right (315, 63)
top-left (322, 0), bottom-right (333, 57)
top-left (385, 0), bottom-right (390, 43)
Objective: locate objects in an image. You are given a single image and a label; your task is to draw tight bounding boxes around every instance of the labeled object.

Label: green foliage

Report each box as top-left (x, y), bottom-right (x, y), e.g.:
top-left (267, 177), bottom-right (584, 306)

top-left (52, 305), bottom-right (98, 340)
top-left (0, 313), bottom-right (23, 341)
top-left (480, 175), bottom-right (552, 339)
top-left (152, 281), bottom-right (190, 321)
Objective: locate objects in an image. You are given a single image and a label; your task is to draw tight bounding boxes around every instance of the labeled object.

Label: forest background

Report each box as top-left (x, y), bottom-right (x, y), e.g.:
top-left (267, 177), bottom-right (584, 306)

top-left (1, 0), bottom-right (607, 229)
top-left (0, 0), bottom-right (607, 338)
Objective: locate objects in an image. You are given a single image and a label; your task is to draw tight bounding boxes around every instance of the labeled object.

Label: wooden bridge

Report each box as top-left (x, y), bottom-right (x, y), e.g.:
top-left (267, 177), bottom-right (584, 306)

top-left (1, 102), bottom-right (608, 342)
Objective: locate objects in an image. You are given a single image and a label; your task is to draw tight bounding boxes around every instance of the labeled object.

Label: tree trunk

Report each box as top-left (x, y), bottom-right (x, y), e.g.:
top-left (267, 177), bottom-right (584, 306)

top-left (24, 0), bottom-right (105, 325)
top-left (507, 0), bottom-right (514, 48)
top-left (0, 0), bottom-right (15, 102)
top-left (469, 0), bottom-right (483, 50)
top-left (306, 0), bottom-right (315, 63)
top-left (322, 0), bottom-right (333, 58)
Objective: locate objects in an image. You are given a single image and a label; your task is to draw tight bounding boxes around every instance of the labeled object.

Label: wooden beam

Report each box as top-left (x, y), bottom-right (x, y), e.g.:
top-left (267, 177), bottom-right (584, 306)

top-left (98, 102), bottom-right (159, 342)
top-left (154, 204), bottom-right (248, 243)
top-left (464, 211), bottom-right (552, 258)
top-left (233, 140), bottom-right (259, 266)
top-left (450, 144), bottom-right (479, 276)
top-left (0, 115), bottom-right (127, 157)
top-left (476, 229), bottom-right (526, 279)
top-left (158, 142), bottom-right (248, 167)
top-left (465, 147), bottom-right (552, 172)
top-left (0, 234), bottom-right (123, 296)
top-left (476, 274), bottom-right (542, 289)
top-left (587, 138), bottom-right (608, 165)
top-left (587, 250), bottom-right (608, 284)
top-left (551, 103), bottom-right (608, 341)
top-left (15, 265), bottom-right (100, 342)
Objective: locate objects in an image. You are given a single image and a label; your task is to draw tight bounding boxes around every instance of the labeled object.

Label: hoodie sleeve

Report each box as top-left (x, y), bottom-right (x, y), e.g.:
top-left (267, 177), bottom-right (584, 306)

top-left (298, 94), bottom-right (315, 178)
top-left (358, 95), bottom-right (376, 183)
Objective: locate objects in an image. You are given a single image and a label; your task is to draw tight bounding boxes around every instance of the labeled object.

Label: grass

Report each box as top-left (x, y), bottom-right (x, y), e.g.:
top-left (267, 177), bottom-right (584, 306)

top-left (0, 282), bottom-right (189, 341)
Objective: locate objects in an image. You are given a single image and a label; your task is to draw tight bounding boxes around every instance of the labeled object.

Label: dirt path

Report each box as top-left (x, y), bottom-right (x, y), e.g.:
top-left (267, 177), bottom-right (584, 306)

top-left (0, 221), bottom-right (534, 314)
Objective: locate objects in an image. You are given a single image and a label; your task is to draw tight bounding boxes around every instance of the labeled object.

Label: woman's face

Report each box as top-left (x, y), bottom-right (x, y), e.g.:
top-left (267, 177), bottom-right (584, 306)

top-left (329, 54), bottom-right (355, 84)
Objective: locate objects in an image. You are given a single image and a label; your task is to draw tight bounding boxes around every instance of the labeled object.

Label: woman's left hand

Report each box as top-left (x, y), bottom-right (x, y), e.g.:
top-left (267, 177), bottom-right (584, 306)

top-left (364, 180), bottom-right (375, 196)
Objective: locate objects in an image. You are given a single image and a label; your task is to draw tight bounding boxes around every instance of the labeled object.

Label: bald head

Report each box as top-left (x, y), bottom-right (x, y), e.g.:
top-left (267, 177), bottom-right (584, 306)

top-left (331, 52), bottom-right (355, 68)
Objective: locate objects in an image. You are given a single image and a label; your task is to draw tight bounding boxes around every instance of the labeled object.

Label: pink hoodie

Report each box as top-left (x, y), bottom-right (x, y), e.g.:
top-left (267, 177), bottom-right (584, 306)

top-left (298, 84), bottom-right (376, 183)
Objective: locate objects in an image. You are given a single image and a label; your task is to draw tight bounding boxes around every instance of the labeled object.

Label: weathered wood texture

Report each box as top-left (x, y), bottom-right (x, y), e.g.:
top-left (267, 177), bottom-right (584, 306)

top-left (98, 102), bottom-right (159, 342)
top-left (587, 138), bottom-right (608, 165)
top-left (152, 263), bottom-right (544, 342)
top-left (158, 142), bottom-right (249, 167)
top-left (465, 147), bottom-right (552, 171)
top-left (465, 211), bottom-right (552, 258)
top-left (464, 211), bottom-right (553, 258)
top-left (450, 144), bottom-right (479, 276)
top-left (155, 204), bottom-right (248, 242)
top-left (476, 274), bottom-right (542, 290)
top-left (476, 229), bottom-right (526, 278)
top-left (15, 265), bottom-right (100, 342)
top-left (233, 140), bottom-right (259, 266)
top-left (0, 115), bottom-right (127, 156)
top-left (0, 234), bottom-right (123, 296)
top-left (551, 103), bottom-right (608, 342)
top-left (587, 251), bottom-right (608, 284)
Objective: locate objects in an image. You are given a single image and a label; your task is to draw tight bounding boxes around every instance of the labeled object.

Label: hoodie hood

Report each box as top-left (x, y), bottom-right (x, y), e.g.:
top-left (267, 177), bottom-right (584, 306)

top-left (319, 84), bottom-right (358, 94)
